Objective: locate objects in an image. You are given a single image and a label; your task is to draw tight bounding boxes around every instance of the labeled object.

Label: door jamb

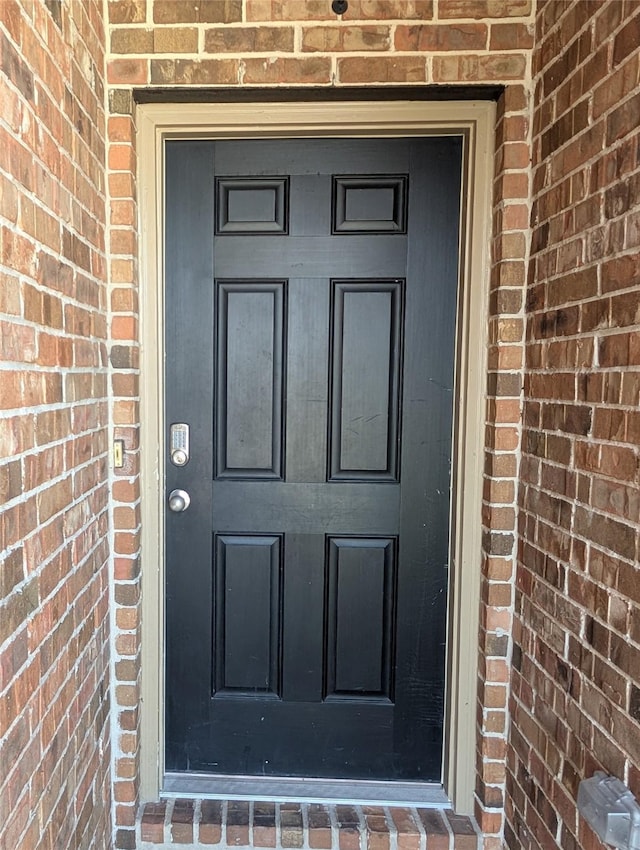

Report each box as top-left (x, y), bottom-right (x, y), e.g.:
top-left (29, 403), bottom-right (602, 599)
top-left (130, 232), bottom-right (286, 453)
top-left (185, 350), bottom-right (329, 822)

top-left (136, 100), bottom-right (495, 815)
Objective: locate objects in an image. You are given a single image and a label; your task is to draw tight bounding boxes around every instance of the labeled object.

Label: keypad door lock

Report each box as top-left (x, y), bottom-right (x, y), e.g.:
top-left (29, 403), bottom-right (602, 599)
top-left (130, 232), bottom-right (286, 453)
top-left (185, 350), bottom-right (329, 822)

top-left (170, 423), bottom-right (189, 466)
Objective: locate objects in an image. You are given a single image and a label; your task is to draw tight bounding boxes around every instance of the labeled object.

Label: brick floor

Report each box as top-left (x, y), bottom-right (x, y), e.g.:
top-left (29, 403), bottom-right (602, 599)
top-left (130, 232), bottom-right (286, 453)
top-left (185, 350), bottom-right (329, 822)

top-left (138, 801), bottom-right (480, 849)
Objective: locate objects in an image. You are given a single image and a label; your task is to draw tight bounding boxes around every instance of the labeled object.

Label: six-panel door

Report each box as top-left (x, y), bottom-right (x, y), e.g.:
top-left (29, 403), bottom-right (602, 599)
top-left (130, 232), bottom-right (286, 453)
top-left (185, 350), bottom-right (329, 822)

top-left (165, 136), bottom-right (462, 781)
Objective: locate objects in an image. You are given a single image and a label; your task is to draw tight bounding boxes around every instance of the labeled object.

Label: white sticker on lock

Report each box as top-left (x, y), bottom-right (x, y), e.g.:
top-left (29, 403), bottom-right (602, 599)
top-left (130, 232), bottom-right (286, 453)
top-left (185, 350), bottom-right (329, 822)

top-left (170, 423), bottom-right (189, 466)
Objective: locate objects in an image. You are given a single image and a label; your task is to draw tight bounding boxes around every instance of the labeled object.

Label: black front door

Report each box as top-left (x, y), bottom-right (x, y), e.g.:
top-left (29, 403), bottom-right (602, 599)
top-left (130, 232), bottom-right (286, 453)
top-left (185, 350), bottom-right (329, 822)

top-left (164, 136), bottom-right (462, 781)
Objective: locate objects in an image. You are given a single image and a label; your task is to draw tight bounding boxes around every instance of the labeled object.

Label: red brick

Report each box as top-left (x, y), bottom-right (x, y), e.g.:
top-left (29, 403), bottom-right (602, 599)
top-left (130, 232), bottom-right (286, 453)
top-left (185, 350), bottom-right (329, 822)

top-left (490, 21), bottom-right (534, 49)
top-left (606, 91), bottom-right (640, 145)
top-left (395, 23), bottom-right (487, 51)
top-left (141, 802), bottom-right (166, 842)
top-left (445, 811), bottom-right (479, 850)
top-left (150, 57), bottom-right (241, 84)
top-left (154, 27), bottom-right (199, 53)
top-left (602, 254), bottom-right (640, 293)
top-left (246, 0), bottom-right (333, 21)
top-left (308, 804), bottom-right (331, 849)
top-left (303, 25), bottom-right (390, 52)
top-left (227, 801), bottom-right (250, 846)
top-left (107, 58), bottom-right (148, 84)
top-left (154, 0), bottom-right (242, 23)
top-left (110, 27), bottom-right (154, 54)
top-left (108, 0), bottom-right (147, 24)
top-left (336, 806), bottom-right (361, 850)
top-left (171, 799), bottom-right (195, 843)
top-left (390, 809), bottom-right (420, 850)
top-left (346, 0), bottom-right (434, 19)
top-left (417, 809), bottom-right (449, 850)
top-left (200, 800), bottom-right (223, 844)
top-left (205, 26), bottom-right (295, 53)
top-left (433, 52), bottom-right (527, 81)
top-left (243, 57), bottom-right (331, 84)
top-left (612, 11), bottom-right (640, 66)
top-left (253, 802), bottom-right (276, 848)
top-left (364, 808), bottom-right (389, 850)
top-left (280, 803), bottom-right (303, 848)
top-left (338, 55), bottom-right (426, 83)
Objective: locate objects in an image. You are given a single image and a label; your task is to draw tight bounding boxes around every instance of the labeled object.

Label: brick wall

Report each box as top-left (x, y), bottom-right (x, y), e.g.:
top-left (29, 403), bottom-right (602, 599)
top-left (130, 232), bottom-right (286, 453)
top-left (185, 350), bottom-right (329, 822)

top-left (508, 2), bottom-right (640, 849)
top-left (105, 2), bottom-right (534, 848)
top-left (4, 3), bottom-right (639, 849)
top-left (0, 2), bottom-right (112, 849)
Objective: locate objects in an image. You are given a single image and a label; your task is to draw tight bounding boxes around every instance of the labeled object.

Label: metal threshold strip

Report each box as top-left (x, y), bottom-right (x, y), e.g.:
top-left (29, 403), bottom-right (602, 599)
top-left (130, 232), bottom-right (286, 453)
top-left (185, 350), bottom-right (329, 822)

top-left (162, 773), bottom-right (450, 808)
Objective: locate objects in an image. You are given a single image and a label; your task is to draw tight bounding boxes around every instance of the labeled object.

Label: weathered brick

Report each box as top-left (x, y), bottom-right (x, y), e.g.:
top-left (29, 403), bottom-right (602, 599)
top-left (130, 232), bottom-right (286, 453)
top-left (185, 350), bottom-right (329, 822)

top-left (612, 11), bottom-right (640, 67)
top-left (108, 0), bottom-right (147, 24)
top-left (433, 52), bottom-right (527, 82)
top-left (150, 57), bottom-right (240, 84)
top-left (0, 3), bottom-right (110, 848)
top-left (308, 804), bottom-right (332, 850)
top-left (417, 810), bottom-right (449, 850)
top-left (110, 28), bottom-right (154, 54)
top-left (602, 254), bottom-right (640, 293)
top-left (395, 23), bottom-right (487, 51)
top-left (445, 811), bottom-right (479, 850)
top-left (6, 7), bottom-right (640, 850)
top-left (490, 21), bottom-right (534, 49)
top-left (0, 29), bottom-right (34, 101)
top-left (280, 803), bottom-right (303, 848)
top-left (253, 801), bottom-right (276, 848)
top-left (171, 799), bottom-right (195, 843)
top-left (154, 0), bottom-right (242, 23)
top-left (511, 1), bottom-right (640, 845)
top-left (200, 800), bottom-right (222, 844)
top-left (141, 802), bottom-right (166, 842)
top-left (336, 806), bottom-right (361, 850)
top-left (227, 801), bottom-right (250, 846)
top-left (154, 27), bottom-right (199, 53)
top-left (337, 55), bottom-right (426, 83)
top-left (303, 25), bottom-right (390, 52)
top-left (205, 26), bottom-right (295, 53)
top-left (390, 809), bottom-right (420, 850)
top-left (346, 0), bottom-right (433, 19)
top-left (606, 91), bottom-right (640, 145)
top-left (246, 0), bottom-right (334, 21)
top-left (363, 808), bottom-right (389, 850)
top-left (107, 57), bottom-right (148, 84)
top-left (108, 88), bottom-right (135, 115)
top-left (243, 56), bottom-right (332, 84)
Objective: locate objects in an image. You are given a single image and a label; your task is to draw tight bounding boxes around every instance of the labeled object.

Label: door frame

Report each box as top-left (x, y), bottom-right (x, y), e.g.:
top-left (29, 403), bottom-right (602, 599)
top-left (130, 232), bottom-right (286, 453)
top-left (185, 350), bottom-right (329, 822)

top-left (136, 99), bottom-right (495, 814)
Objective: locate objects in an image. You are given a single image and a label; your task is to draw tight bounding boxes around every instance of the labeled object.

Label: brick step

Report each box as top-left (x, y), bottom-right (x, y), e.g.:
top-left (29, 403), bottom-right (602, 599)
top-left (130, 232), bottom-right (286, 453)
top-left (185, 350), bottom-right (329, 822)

top-left (138, 800), bottom-right (480, 850)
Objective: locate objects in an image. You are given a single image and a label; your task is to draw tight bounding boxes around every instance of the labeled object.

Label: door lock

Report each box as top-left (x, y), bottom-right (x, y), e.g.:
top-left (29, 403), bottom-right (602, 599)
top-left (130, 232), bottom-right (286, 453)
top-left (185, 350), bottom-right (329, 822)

top-left (170, 423), bottom-right (190, 466)
top-left (168, 489), bottom-right (191, 513)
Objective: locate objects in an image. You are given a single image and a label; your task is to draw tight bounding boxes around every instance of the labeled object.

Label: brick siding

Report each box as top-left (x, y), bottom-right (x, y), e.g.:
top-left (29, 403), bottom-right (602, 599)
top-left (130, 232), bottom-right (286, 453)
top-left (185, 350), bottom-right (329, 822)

top-left (138, 801), bottom-right (479, 850)
top-left (9, 4), bottom-right (639, 850)
top-left (105, 2), bottom-right (534, 848)
top-left (0, 2), bottom-right (112, 849)
top-left (507, 2), bottom-right (640, 849)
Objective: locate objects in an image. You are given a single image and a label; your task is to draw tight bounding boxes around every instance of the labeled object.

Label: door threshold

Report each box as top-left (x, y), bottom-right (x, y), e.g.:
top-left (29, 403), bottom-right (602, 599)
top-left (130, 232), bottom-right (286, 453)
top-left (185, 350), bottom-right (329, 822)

top-left (162, 773), bottom-right (450, 808)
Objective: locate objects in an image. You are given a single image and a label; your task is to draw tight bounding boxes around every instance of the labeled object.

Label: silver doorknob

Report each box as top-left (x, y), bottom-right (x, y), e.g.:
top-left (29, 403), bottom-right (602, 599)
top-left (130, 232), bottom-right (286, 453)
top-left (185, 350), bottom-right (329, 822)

top-left (168, 489), bottom-right (190, 512)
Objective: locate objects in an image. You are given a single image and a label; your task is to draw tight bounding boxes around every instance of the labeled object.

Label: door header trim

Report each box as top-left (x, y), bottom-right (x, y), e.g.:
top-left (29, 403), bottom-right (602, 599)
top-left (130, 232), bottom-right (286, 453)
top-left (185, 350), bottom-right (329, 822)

top-left (138, 99), bottom-right (493, 138)
top-left (135, 85), bottom-right (503, 105)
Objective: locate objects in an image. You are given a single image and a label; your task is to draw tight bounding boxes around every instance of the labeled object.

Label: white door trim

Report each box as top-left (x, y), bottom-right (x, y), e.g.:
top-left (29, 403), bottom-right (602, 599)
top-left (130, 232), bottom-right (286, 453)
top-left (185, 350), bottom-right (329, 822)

top-left (136, 99), bottom-right (495, 815)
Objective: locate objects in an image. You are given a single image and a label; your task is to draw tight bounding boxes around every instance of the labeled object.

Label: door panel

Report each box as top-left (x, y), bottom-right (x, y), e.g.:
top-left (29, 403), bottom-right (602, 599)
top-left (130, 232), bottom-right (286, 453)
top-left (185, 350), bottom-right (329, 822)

top-left (215, 281), bottom-right (286, 478)
top-left (165, 136), bottom-right (462, 782)
top-left (330, 280), bottom-right (403, 480)
top-left (326, 536), bottom-right (396, 700)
